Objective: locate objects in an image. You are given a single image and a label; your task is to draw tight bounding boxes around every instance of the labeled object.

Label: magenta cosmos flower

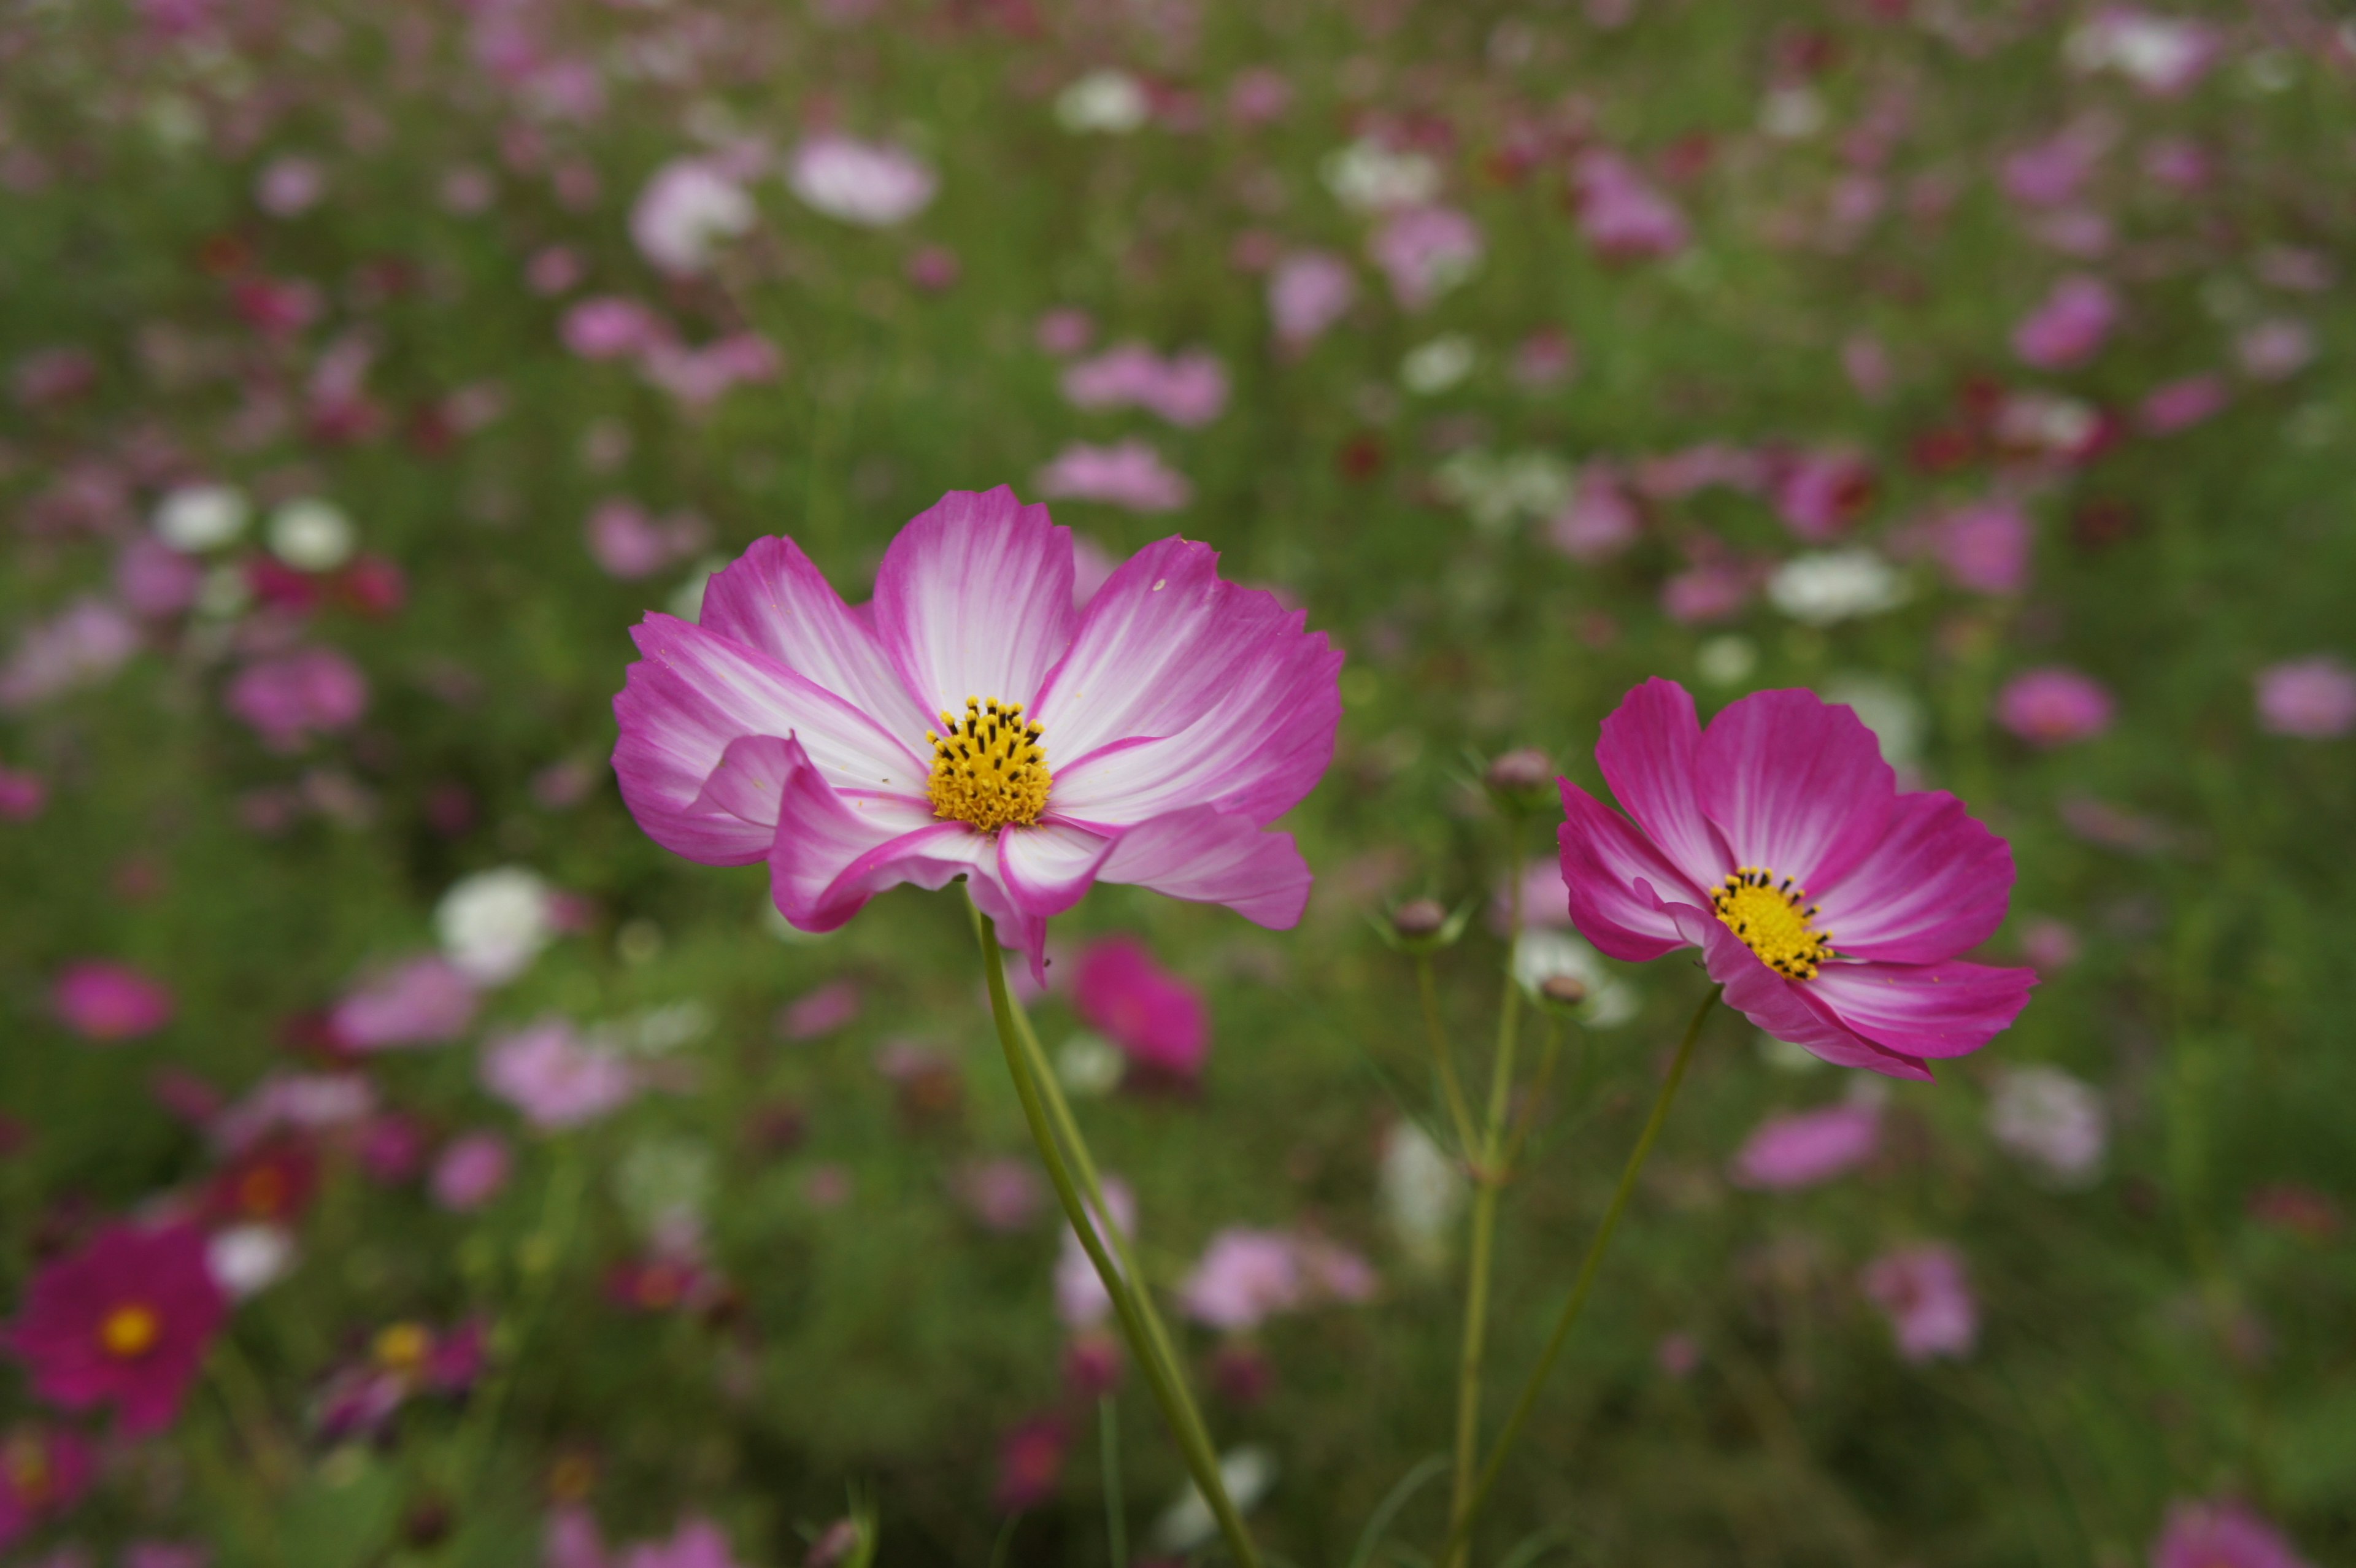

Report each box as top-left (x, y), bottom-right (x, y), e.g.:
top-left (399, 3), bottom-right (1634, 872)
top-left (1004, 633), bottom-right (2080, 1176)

top-left (4, 1223), bottom-right (226, 1435)
top-left (613, 488), bottom-right (1339, 972)
top-left (1557, 680), bottom-right (2035, 1078)
top-left (2150, 1499), bottom-right (2312, 1568)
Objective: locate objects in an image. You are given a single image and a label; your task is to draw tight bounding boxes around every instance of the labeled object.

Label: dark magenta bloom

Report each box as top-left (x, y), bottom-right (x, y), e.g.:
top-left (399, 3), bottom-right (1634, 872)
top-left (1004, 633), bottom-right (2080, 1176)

top-left (2150, 1499), bottom-right (2312, 1568)
top-left (0, 1423), bottom-right (95, 1549)
top-left (1557, 680), bottom-right (2035, 1078)
top-left (1072, 936), bottom-right (1210, 1082)
top-left (51, 961), bottom-right (174, 1042)
top-left (4, 1223), bottom-right (227, 1436)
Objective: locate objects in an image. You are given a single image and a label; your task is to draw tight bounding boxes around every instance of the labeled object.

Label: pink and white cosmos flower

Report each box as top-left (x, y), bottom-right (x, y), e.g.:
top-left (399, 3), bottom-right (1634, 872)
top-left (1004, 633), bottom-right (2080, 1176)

top-left (612, 487), bottom-right (1339, 974)
top-left (1555, 679), bottom-right (2035, 1079)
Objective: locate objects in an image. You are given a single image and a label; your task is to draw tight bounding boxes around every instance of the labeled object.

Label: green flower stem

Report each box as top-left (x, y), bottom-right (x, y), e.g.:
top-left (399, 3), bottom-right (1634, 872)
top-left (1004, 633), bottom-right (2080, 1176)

top-left (1499, 1013), bottom-right (1565, 1176)
top-left (1416, 955), bottom-right (1481, 1156)
top-left (1438, 985), bottom-right (1720, 1568)
top-left (972, 901), bottom-right (1263, 1568)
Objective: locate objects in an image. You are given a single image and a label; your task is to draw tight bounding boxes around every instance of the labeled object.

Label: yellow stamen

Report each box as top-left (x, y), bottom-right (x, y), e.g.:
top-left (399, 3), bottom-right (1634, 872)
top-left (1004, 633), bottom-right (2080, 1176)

top-left (925, 696), bottom-right (1050, 833)
top-left (1711, 866), bottom-right (1836, 980)
top-left (372, 1321), bottom-right (433, 1374)
top-left (99, 1303), bottom-right (160, 1359)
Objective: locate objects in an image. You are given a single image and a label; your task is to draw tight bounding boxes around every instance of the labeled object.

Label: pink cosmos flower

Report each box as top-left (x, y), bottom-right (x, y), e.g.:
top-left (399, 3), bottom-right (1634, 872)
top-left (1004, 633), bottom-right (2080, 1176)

top-left (1035, 441), bottom-right (1193, 513)
top-left (480, 1018), bottom-right (640, 1130)
top-left (1860, 1243), bottom-right (1977, 1362)
top-left (431, 1131), bottom-right (513, 1211)
top-left (779, 979), bottom-right (861, 1040)
top-left (629, 158), bottom-right (755, 276)
top-left (1731, 1101), bottom-right (1882, 1189)
top-left (2255, 656), bottom-right (2356, 739)
top-left (787, 134), bottom-right (936, 227)
top-left (562, 298), bottom-right (672, 361)
top-left (1268, 251), bottom-right (1357, 348)
top-left (585, 499), bottom-right (709, 581)
top-left (1072, 937), bottom-right (1209, 1081)
top-left (639, 334), bottom-right (782, 409)
top-left (1055, 1178), bottom-right (1136, 1329)
top-left (2138, 374), bottom-right (2228, 436)
top-left (614, 490), bottom-right (1334, 970)
top-left (52, 961), bottom-right (174, 1042)
top-left (1368, 205), bottom-right (1483, 310)
top-left (1180, 1228), bottom-right (1302, 1331)
top-left (1772, 448), bottom-right (1875, 542)
top-left (1061, 344), bottom-right (1228, 427)
top-left (1546, 467), bottom-right (1642, 563)
top-left (2013, 275), bottom-right (2119, 370)
top-left (330, 955), bottom-right (480, 1050)
top-left (619, 1516), bottom-right (743, 1568)
top-left (0, 764), bottom-right (45, 821)
top-left (0, 1423), bottom-right (94, 1549)
top-left (2000, 128), bottom-right (2100, 210)
top-left (116, 536), bottom-right (204, 618)
top-left (2068, 9), bottom-right (2224, 98)
top-left (994, 1415), bottom-right (1068, 1513)
top-left (1929, 501), bottom-right (2033, 596)
top-left (2237, 319), bottom-right (2315, 383)
top-left (1996, 667), bottom-right (2114, 746)
top-left (1572, 150), bottom-right (1690, 261)
top-left (225, 647), bottom-right (369, 751)
top-left (954, 1156), bottom-right (1045, 1233)
top-left (4, 1223), bottom-right (226, 1435)
top-left (0, 598), bottom-right (141, 712)
top-left (255, 155), bottom-right (326, 218)
top-left (1557, 681), bottom-right (2034, 1077)
top-left (2149, 1500), bottom-right (2312, 1568)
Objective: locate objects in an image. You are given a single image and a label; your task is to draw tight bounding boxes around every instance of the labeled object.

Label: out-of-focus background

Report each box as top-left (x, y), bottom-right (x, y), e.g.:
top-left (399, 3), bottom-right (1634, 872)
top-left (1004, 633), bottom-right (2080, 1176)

top-left (4, 1), bottom-right (2354, 1564)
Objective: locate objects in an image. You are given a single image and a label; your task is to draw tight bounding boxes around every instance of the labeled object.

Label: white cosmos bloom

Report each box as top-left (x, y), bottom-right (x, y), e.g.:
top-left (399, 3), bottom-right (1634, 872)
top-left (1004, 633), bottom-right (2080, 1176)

top-left (786, 134), bottom-right (937, 227)
top-left (266, 497), bottom-right (356, 571)
top-left (1150, 1445), bottom-right (1278, 1555)
top-left (436, 866), bottom-right (558, 985)
top-left (1379, 1121), bottom-right (1467, 1275)
top-left (1819, 673), bottom-right (1928, 768)
top-left (1320, 138), bottom-right (1441, 212)
top-left (1054, 69), bottom-right (1149, 134)
top-left (1988, 1065), bottom-right (2108, 1186)
top-left (1510, 929), bottom-right (1639, 1027)
top-left (208, 1224), bottom-right (296, 1299)
top-left (1400, 334), bottom-right (1476, 394)
top-left (155, 484), bottom-right (250, 553)
top-left (1766, 548), bottom-right (1910, 626)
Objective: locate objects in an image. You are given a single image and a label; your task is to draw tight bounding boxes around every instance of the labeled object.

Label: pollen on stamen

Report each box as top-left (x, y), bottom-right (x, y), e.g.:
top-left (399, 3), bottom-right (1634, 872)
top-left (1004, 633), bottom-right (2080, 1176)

top-left (1710, 864), bottom-right (1836, 980)
top-left (926, 695), bottom-right (1051, 833)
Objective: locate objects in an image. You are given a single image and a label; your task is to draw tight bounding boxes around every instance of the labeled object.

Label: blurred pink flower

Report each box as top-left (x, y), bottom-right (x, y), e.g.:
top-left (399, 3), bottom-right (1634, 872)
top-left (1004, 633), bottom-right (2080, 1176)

top-left (2000, 128), bottom-right (2100, 209)
top-left (12, 347), bottom-right (98, 408)
top-left (331, 955), bottom-right (479, 1050)
top-left (2138, 374), bottom-right (2228, 435)
top-left (1731, 1101), bottom-right (1882, 1189)
top-left (2236, 319), bottom-right (2314, 382)
top-left (0, 1423), bottom-right (94, 1548)
top-left (4, 1223), bottom-right (226, 1435)
top-left (562, 298), bottom-right (672, 361)
top-left (1061, 344), bottom-right (1229, 426)
top-left (1572, 150), bottom-right (1689, 261)
top-left (1180, 1228), bottom-right (1302, 1331)
top-left (1860, 1243), bottom-right (1977, 1362)
top-left (993, 1416), bottom-right (1068, 1513)
top-left (1996, 667), bottom-right (2114, 746)
top-left (779, 979), bottom-right (862, 1040)
top-left (631, 158), bottom-right (755, 275)
top-left (226, 647), bottom-right (369, 751)
top-left (2141, 136), bottom-right (2211, 191)
top-left (2017, 916), bottom-right (2082, 972)
top-left (1072, 937), bottom-right (1208, 1081)
top-left (528, 245), bottom-right (585, 296)
top-left (1660, 563), bottom-right (1752, 625)
top-left (1842, 334), bottom-right (1895, 402)
top-left (115, 536), bottom-right (204, 618)
top-left (2254, 656), bottom-right (2356, 739)
top-left (1546, 466), bottom-right (1642, 563)
top-left (1226, 67), bottom-right (1293, 125)
top-left (2150, 1499), bottom-right (2312, 1568)
top-left (904, 244), bottom-right (960, 291)
top-left (1369, 205), bottom-right (1483, 310)
top-left (1513, 328), bottom-right (1579, 388)
top-left (786, 134), bottom-right (936, 227)
top-left (1773, 448), bottom-right (1875, 542)
top-left (0, 598), bottom-right (141, 710)
top-left (1055, 1178), bottom-right (1135, 1329)
top-left (1034, 307), bottom-right (1095, 356)
top-left (255, 155), bottom-right (326, 217)
top-left (954, 1156), bottom-right (1044, 1233)
top-left (1070, 535), bottom-right (1117, 609)
top-left (1655, 1332), bottom-right (1702, 1378)
top-left (2012, 275), bottom-right (2119, 369)
top-left (0, 764), bottom-right (45, 821)
top-left (585, 499), bottom-right (710, 581)
top-left (53, 960), bottom-right (174, 1042)
top-left (481, 1018), bottom-right (639, 1130)
top-left (1268, 251), bottom-right (1357, 347)
top-left (2068, 9), bottom-right (2223, 98)
top-left (1930, 501), bottom-right (2033, 595)
top-left (620, 1517), bottom-right (743, 1568)
top-left (639, 334), bottom-right (782, 408)
top-left (431, 1131), bottom-right (512, 1211)
top-left (1035, 440), bottom-right (1193, 511)
top-left (122, 1543), bottom-right (209, 1568)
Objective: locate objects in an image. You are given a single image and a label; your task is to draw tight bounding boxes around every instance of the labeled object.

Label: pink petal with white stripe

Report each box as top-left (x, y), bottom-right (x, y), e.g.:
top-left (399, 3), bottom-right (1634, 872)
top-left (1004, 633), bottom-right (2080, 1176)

top-left (872, 486), bottom-right (1074, 717)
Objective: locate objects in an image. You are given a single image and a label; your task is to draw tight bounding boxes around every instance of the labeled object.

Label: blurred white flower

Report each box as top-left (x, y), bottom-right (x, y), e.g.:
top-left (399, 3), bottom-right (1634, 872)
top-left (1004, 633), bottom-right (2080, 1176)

top-left (1150, 1445), bottom-right (1278, 1556)
top-left (1766, 548), bottom-right (1909, 626)
top-left (1432, 449), bottom-right (1572, 532)
top-left (786, 134), bottom-right (936, 226)
top-left (1321, 138), bottom-right (1441, 212)
top-left (154, 483), bottom-right (250, 553)
top-left (1055, 69), bottom-right (1149, 134)
top-left (615, 1136), bottom-right (717, 1239)
top-left (1696, 634), bottom-right (1758, 686)
top-left (1379, 1121), bottom-right (1466, 1275)
top-left (1400, 334), bottom-right (1476, 394)
top-left (668, 555), bottom-right (728, 622)
top-left (1988, 1065), bottom-right (2107, 1186)
top-left (1055, 1031), bottom-right (1125, 1097)
top-left (436, 867), bottom-right (557, 985)
top-left (1755, 1031), bottom-right (1828, 1073)
top-left (208, 1223), bottom-right (296, 1299)
top-left (1820, 673), bottom-right (1928, 768)
top-left (1510, 929), bottom-right (1639, 1027)
top-left (630, 158), bottom-right (755, 276)
top-left (1758, 86), bottom-right (1825, 140)
top-left (266, 497), bottom-right (356, 572)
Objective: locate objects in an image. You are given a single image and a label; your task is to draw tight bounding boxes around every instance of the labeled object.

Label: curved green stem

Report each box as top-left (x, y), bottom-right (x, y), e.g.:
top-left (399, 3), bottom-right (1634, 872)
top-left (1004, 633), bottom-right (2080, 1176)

top-left (972, 901), bottom-right (1262, 1568)
top-left (1437, 985), bottom-right (1720, 1567)
top-left (1416, 956), bottom-right (1480, 1156)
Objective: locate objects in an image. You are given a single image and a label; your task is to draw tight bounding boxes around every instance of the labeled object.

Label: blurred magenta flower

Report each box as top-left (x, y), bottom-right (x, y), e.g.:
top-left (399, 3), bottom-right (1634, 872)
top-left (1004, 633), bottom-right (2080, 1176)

top-left (2138, 374), bottom-right (2228, 435)
top-left (620, 1517), bottom-right (744, 1568)
top-left (2236, 318), bottom-right (2314, 382)
top-left (1072, 937), bottom-right (1209, 1082)
top-left (1557, 680), bottom-right (2033, 1077)
top-left (630, 158), bottom-right (755, 276)
top-left (1034, 307), bottom-right (1095, 356)
top-left (4, 1222), bottom-right (226, 1435)
top-left (115, 536), bottom-right (203, 618)
top-left (1055, 1178), bottom-right (1136, 1329)
top-left (1731, 1101), bottom-right (1882, 1189)
top-left (1368, 205), bottom-right (1483, 310)
top-left (2149, 1500), bottom-right (2311, 1568)
top-left (639, 334), bottom-right (782, 409)
top-left (1772, 448), bottom-right (1875, 542)
top-left (1035, 441), bottom-right (1193, 512)
top-left (2012, 275), bottom-right (2119, 369)
top-left (0, 764), bottom-right (45, 821)
top-left (585, 499), bottom-right (709, 582)
top-left (953, 1156), bottom-right (1044, 1233)
top-left (1061, 344), bottom-right (1229, 427)
top-left (779, 979), bottom-right (861, 1040)
top-left (1995, 667), bottom-right (2114, 746)
top-left (1182, 1229), bottom-right (1301, 1331)
top-left (993, 1415), bottom-right (1069, 1512)
top-left (481, 1018), bottom-right (640, 1130)
top-left (1861, 1243), bottom-right (1978, 1361)
top-left (787, 134), bottom-right (936, 227)
top-left (1930, 501), bottom-right (2033, 596)
top-left (330, 955), bottom-right (479, 1050)
top-left (563, 298), bottom-right (671, 361)
top-left (612, 489), bottom-right (1336, 972)
top-left (1572, 150), bottom-right (1689, 261)
top-left (2254, 656), bottom-right (2356, 739)
top-left (0, 598), bottom-right (141, 711)
top-left (1546, 466), bottom-right (1642, 563)
top-left (226, 647), bottom-right (369, 752)
top-left (254, 155), bottom-right (326, 218)
top-left (2000, 127), bottom-right (2100, 209)
top-left (0, 1423), bottom-right (93, 1548)
top-left (52, 960), bottom-right (174, 1042)
top-left (431, 1131), bottom-right (513, 1211)
top-left (1268, 251), bottom-right (1356, 348)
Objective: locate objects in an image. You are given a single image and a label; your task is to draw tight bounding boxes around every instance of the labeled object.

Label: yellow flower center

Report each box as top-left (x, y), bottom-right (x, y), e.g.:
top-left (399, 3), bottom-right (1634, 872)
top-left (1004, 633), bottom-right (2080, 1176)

top-left (926, 696), bottom-right (1050, 832)
top-left (372, 1321), bottom-right (434, 1374)
top-left (1711, 867), bottom-right (1836, 980)
top-left (100, 1302), bottom-right (161, 1359)
top-left (6, 1435), bottom-right (50, 1499)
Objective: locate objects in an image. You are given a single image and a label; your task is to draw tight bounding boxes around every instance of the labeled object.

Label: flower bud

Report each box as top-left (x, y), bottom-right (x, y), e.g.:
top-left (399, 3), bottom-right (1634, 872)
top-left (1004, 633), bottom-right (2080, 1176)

top-left (1539, 974), bottom-right (1589, 1007)
top-left (1484, 747), bottom-right (1553, 793)
top-left (1390, 898), bottom-right (1448, 939)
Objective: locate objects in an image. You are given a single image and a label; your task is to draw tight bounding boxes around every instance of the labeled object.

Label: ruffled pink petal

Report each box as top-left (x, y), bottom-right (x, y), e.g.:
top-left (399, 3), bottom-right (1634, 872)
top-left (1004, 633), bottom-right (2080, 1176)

top-left (1695, 688), bottom-right (1895, 893)
top-left (1555, 780), bottom-right (1695, 960)
top-left (998, 820), bottom-right (1115, 920)
top-left (760, 736), bottom-right (982, 932)
top-left (1039, 615), bottom-right (1342, 829)
top-left (1812, 791), bottom-right (2015, 963)
top-left (1594, 678), bottom-right (1727, 890)
top-left (1662, 902), bottom-right (1935, 1080)
top-left (612, 614), bottom-right (928, 866)
top-left (1807, 959), bottom-right (2036, 1059)
top-left (1095, 808), bottom-right (1312, 929)
top-left (872, 486), bottom-right (1075, 718)
top-left (698, 534), bottom-right (932, 742)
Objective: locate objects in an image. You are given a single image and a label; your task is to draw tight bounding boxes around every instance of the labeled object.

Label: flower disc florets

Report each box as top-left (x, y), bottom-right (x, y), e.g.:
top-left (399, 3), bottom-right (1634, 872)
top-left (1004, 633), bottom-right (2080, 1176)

top-left (1710, 867), bottom-right (1834, 979)
top-left (927, 697), bottom-right (1050, 832)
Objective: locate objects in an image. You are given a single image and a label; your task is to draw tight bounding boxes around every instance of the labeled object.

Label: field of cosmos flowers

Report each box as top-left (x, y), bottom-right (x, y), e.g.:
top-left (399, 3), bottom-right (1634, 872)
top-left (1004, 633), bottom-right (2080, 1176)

top-left (5, 0), bottom-right (2355, 1564)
